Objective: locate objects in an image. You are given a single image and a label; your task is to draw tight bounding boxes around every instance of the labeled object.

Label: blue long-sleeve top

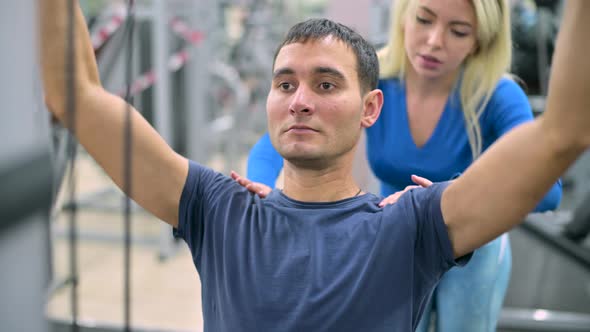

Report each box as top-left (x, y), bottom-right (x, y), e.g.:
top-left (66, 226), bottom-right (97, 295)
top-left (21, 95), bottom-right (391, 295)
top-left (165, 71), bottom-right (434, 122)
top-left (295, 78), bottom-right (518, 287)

top-left (247, 78), bottom-right (561, 212)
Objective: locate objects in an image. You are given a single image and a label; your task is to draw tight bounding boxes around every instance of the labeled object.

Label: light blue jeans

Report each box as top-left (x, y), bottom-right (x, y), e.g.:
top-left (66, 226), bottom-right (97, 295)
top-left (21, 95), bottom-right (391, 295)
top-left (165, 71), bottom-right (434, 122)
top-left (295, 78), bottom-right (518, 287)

top-left (416, 234), bottom-right (512, 332)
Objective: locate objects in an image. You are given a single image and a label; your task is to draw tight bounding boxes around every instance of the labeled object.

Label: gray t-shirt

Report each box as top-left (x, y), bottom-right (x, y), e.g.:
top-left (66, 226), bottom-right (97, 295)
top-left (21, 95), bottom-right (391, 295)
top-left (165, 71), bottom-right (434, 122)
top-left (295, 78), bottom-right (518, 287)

top-left (175, 161), bottom-right (463, 331)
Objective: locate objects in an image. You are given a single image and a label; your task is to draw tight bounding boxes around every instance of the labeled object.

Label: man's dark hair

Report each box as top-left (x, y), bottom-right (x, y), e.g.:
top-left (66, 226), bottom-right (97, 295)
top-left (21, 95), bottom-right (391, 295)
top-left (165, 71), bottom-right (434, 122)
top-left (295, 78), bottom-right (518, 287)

top-left (273, 18), bottom-right (379, 93)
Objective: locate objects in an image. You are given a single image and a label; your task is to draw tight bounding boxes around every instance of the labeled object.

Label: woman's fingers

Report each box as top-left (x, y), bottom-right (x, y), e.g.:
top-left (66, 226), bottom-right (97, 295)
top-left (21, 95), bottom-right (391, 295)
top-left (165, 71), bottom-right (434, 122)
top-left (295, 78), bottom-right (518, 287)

top-left (231, 171), bottom-right (271, 198)
top-left (378, 185), bottom-right (419, 207)
top-left (379, 192), bottom-right (402, 207)
top-left (411, 174), bottom-right (433, 187)
top-left (379, 175), bottom-right (438, 208)
top-left (246, 182), bottom-right (272, 198)
top-left (230, 171), bottom-right (251, 187)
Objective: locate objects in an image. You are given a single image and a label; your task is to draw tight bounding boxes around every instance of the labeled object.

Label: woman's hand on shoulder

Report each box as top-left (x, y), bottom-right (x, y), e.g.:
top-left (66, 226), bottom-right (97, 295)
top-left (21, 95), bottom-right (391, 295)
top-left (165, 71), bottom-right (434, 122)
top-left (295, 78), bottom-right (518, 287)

top-left (231, 171), bottom-right (272, 198)
top-left (378, 175), bottom-right (433, 207)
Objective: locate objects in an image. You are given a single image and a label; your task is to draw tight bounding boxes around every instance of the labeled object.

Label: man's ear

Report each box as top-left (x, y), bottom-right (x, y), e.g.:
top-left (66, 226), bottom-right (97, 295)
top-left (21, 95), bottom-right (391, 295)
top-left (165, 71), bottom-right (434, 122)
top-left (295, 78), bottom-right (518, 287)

top-left (361, 89), bottom-right (383, 128)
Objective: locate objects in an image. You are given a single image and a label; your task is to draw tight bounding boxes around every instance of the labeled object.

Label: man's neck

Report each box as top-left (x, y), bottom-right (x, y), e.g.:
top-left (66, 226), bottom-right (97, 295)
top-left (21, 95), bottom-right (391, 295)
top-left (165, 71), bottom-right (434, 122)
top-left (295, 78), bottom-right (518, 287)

top-left (281, 158), bottom-right (362, 202)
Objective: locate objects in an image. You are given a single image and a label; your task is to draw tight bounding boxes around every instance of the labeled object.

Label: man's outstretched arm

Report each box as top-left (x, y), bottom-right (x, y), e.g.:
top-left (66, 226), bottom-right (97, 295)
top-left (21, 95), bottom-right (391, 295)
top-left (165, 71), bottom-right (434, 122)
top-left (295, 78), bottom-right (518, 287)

top-left (443, 0), bottom-right (590, 258)
top-left (39, 0), bottom-right (188, 227)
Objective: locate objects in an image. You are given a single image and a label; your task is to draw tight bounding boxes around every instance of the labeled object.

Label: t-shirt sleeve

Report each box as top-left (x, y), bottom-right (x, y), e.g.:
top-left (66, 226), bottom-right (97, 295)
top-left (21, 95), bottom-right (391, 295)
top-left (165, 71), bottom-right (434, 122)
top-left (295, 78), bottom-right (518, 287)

top-left (173, 160), bottom-right (235, 261)
top-left (400, 182), bottom-right (470, 279)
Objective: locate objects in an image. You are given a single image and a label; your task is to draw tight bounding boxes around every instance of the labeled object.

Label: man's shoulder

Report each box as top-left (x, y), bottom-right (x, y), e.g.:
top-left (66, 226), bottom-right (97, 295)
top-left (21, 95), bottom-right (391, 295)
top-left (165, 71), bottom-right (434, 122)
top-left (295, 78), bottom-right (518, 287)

top-left (391, 182), bottom-right (451, 224)
top-left (183, 160), bottom-right (247, 205)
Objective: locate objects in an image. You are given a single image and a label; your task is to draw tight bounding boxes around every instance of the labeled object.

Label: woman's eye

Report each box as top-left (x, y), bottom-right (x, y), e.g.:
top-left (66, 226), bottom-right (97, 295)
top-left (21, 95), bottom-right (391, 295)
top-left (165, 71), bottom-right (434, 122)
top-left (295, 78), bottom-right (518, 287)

top-left (452, 30), bottom-right (469, 38)
top-left (416, 16), bottom-right (431, 24)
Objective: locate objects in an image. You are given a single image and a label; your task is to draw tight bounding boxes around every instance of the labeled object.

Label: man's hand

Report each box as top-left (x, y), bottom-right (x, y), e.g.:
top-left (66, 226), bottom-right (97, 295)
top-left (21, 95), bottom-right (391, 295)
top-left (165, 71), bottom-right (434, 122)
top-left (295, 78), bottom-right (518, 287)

top-left (378, 175), bottom-right (433, 207)
top-left (231, 171), bottom-right (272, 198)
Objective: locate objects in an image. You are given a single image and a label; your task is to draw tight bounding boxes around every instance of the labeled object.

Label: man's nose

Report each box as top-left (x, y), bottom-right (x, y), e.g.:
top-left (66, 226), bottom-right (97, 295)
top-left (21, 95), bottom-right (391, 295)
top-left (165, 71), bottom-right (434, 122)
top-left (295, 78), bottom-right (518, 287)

top-left (289, 86), bottom-right (315, 115)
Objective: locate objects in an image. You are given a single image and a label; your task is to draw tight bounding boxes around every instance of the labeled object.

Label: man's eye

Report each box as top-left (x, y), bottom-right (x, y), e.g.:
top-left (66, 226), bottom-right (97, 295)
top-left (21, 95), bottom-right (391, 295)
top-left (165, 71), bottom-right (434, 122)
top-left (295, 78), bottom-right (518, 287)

top-left (320, 82), bottom-right (334, 90)
top-left (279, 82), bottom-right (292, 90)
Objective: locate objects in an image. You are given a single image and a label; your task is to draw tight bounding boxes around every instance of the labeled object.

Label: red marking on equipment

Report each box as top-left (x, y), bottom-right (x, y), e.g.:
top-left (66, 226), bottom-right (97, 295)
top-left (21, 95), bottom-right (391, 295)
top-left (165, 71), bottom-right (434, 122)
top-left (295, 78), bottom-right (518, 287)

top-left (169, 18), bottom-right (205, 45)
top-left (91, 7), bottom-right (127, 50)
top-left (105, 10), bottom-right (205, 97)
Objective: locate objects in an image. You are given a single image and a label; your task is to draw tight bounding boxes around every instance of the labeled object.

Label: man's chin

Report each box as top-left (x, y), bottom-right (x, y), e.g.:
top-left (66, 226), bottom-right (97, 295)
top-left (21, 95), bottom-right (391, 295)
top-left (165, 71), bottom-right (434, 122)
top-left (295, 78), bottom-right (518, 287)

top-left (278, 142), bottom-right (317, 157)
top-left (280, 150), bottom-right (321, 162)
top-left (279, 148), bottom-right (326, 167)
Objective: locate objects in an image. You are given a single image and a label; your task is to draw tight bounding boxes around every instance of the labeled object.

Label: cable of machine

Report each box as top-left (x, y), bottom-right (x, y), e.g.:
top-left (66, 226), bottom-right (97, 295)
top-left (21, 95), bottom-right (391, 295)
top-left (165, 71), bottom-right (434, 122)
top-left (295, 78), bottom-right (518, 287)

top-left (122, 1), bottom-right (136, 331)
top-left (64, 0), bottom-right (79, 331)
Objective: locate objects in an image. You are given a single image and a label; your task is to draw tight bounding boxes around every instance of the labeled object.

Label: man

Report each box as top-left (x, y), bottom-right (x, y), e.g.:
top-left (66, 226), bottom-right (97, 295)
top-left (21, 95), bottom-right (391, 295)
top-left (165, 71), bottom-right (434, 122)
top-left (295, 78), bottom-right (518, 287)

top-left (40, 1), bottom-right (590, 331)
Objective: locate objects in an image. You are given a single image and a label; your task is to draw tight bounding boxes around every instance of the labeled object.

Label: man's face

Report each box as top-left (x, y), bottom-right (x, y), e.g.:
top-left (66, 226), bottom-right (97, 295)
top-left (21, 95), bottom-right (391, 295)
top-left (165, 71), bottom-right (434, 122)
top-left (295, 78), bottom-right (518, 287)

top-left (266, 37), bottom-right (366, 167)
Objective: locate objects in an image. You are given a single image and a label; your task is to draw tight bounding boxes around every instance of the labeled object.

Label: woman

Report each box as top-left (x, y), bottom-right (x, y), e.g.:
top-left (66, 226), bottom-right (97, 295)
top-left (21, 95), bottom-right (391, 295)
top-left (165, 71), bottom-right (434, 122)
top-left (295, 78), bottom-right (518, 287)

top-left (239, 0), bottom-right (562, 330)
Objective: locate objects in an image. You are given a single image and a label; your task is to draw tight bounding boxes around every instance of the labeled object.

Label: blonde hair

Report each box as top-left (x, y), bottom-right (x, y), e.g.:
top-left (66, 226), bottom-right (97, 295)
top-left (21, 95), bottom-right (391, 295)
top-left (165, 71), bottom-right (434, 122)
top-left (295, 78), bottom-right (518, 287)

top-left (377, 0), bottom-right (512, 160)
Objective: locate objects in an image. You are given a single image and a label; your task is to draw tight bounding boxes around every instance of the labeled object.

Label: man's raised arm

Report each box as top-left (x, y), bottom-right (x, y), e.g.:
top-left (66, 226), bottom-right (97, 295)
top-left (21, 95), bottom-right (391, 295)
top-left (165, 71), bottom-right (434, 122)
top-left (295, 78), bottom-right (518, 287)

top-left (442, 0), bottom-right (590, 258)
top-left (39, 0), bottom-right (188, 227)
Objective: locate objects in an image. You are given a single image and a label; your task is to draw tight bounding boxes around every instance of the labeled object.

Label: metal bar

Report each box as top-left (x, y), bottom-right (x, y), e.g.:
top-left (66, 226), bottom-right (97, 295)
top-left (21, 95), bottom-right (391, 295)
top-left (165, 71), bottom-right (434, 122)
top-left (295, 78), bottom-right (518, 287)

top-left (499, 308), bottom-right (590, 331)
top-left (152, 0), bottom-right (177, 260)
top-left (522, 213), bottom-right (590, 270)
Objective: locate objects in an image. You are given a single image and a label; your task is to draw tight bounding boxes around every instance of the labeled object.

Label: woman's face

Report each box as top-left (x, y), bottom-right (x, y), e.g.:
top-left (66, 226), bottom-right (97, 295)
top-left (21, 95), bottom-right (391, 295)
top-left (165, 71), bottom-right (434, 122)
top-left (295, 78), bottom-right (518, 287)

top-left (403, 0), bottom-right (478, 81)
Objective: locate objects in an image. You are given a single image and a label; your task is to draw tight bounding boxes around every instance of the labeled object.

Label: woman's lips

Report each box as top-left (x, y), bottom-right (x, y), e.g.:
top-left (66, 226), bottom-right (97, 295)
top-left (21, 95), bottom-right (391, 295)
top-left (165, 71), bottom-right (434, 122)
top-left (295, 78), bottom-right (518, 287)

top-left (419, 54), bottom-right (442, 69)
